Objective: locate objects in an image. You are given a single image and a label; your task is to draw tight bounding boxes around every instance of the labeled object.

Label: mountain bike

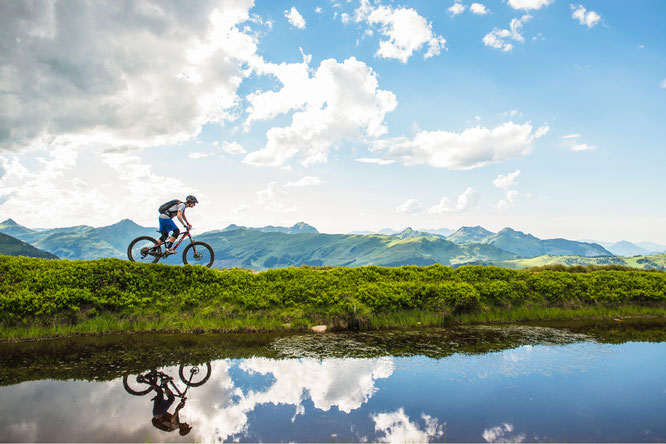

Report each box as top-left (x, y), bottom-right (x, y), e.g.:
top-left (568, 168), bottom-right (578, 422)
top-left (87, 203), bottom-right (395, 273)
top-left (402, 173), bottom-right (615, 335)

top-left (127, 228), bottom-right (215, 267)
top-left (122, 362), bottom-right (212, 397)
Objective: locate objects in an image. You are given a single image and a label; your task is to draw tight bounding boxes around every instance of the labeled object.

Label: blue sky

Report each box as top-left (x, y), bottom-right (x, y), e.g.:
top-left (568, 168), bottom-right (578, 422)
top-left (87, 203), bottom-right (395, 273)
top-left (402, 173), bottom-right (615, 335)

top-left (0, 0), bottom-right (665, 243)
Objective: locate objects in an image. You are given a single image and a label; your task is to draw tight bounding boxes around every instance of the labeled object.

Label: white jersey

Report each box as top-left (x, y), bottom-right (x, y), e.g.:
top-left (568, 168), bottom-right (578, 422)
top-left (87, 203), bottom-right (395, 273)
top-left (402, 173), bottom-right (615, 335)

top-left (159, 202), bottom-right (186, 219)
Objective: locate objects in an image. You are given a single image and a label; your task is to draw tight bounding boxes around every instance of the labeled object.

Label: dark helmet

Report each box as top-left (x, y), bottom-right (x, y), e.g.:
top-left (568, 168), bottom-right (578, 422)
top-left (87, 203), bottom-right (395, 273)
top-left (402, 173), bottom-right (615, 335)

top-left (186, 195), bottom-right (199, 204)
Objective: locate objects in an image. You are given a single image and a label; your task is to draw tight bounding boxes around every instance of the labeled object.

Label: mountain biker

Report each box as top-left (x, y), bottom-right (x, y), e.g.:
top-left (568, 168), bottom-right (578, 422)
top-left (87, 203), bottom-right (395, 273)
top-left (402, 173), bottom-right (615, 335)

top-left (149, 380), bottom-right (192, 436)
top-left (158, 195), bottom-right (198, 254)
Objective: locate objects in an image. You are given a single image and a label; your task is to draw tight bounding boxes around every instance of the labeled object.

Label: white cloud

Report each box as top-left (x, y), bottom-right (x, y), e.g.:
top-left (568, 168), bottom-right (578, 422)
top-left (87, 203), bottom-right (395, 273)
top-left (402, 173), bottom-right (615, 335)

top-left (315, 7), bottom-right (323, 14)
top-left (396, 199), bottom-right (424, 214)
top-left (448, 2), bottom-right (466, 16)
top-left (231, 204), bottom-right (249, 214)
top-left (561, 133), bottom-right (596, 151)
top-left (372, 409), bottom-right (444, 443)
top-left (285, 7), bottom-right (306, 29)
top-left (0, 148), bottom-right (193, 227)
top-left (257, 181), bottom-right (296, 213)
top-left (470, 3), bottom-right (490, 15)
top-left (483, 15), bottom-right (531, 52)
top-left (243, 57), bottom-right (397, 167)
top-left (189, 151), bottom-right (214, 159)
top-left (571, 4), bottom-right (601, 28)
top-left (429, 187), bottom-right (480, 214)
top-left (369, 121), bottom-right (539, 170)
top-left (0, 0), bottom-right (258, 152)
top-left (284, 176), bottom-right (322, 187)
top-left (571, 143), bottom-right (596, 151)
top-left (356, 158), bottom-right (396, 166)
top-left (497, 190), bottom-right (519, 210)
top-left (535, 125), bottom-right (550, 138)
top-left (493, 170), bottom-right (521, 190)
top-left (508, 0), bottom-right (552, 10)
top-left (220, 141), bottom-right (247, 155)
top-left (660, 79), bottom-right (666, 89)
top-left (353, 0), bottom-right (447, 63)
top-left (482, 423), bottom-right (526, 443)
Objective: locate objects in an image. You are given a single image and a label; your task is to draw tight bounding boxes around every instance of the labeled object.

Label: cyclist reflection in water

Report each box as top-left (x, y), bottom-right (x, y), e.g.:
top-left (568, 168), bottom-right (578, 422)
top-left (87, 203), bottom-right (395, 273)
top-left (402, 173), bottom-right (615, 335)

top-left (150, 380), bottom-right (192, 436)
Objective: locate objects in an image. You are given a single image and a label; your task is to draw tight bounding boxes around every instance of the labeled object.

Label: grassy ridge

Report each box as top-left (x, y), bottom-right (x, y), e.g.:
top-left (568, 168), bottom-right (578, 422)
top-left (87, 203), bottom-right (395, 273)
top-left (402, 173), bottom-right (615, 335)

top-left (1, 255), bottom-right (665, 340)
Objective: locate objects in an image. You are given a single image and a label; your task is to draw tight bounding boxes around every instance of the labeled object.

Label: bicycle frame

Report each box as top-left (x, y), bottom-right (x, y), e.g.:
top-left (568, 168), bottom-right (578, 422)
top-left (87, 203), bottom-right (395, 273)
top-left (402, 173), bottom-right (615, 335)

top-left (169, 229), bottom-right (193, 252)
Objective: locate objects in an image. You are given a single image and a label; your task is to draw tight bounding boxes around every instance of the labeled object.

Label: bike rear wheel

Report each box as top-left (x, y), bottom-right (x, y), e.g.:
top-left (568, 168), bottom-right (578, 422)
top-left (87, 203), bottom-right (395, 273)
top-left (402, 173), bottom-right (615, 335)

top-left (127, 236), bottom-right (161, 263)
top-left (182, 241), bottom-right (214, 267)
top-left (179, 362), bottom-right (212, 387)
top-left (123, 373), bottom-right (155, 396)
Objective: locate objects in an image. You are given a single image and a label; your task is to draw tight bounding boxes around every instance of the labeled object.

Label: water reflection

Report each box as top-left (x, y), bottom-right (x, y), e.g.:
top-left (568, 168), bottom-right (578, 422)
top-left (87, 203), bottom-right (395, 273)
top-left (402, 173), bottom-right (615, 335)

top-left (1, 321), bottom-right (665, 442)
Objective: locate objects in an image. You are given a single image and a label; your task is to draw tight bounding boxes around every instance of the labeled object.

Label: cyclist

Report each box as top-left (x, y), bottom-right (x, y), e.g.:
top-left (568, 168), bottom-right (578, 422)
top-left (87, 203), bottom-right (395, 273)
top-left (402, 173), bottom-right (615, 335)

top-left (158, 195), bottom-right (198, 254)
top-left (149, 380), bottom-right (192, 436)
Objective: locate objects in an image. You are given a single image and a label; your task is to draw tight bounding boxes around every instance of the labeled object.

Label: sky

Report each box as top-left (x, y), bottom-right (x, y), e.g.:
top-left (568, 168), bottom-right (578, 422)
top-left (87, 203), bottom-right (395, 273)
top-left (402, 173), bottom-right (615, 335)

top-left (1, 0), bottom-right (665, 243)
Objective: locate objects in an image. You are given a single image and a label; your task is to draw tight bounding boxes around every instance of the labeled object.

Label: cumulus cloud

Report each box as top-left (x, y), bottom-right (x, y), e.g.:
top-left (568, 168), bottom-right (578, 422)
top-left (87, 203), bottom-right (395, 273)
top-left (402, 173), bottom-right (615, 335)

top-left (483, 15), bottom-right (532, 52)
top-left (429, 187), bottom-right (480, 214)
top-left (448, 2), bottom-right (466, 16)
top-left (660, 79), bottom-right (666, 89)
top-left (571, 4), bottom-right (601, 28)
top-left (482, 423), bottom-right (526, 443)
top-left (243, 57), bottom-right (397, 167)
top-left (356, 158), bottom-right (396, 166)
top-left (369, 122), bottom-right (540, 170)
top-left (352, 0), bottom-right (447, 63)
top-left (493, 170), bottom-right (521, 190)
top-left (396, 199), bottom-right (424, 214)
top-left (0, 148), bottom-right (193, 227)
top-left (285, 6), bottom-right (306, 29)
top-left (284, 176), bottom-right (322, 187)
top-left (372, 409), bottom-right (444, 443)
top-left (470, 3), bottom-right (490, 15)
top-left (220, 141), bottom-right (247, 155)
top-left (0, 0), bottom-right (258, 152)
top-left (257, 181), bottom-right (297, 213)
top-left (508, 0), bottom-right (552, 10)
top-left (497, 190), bottom-right (519, 210)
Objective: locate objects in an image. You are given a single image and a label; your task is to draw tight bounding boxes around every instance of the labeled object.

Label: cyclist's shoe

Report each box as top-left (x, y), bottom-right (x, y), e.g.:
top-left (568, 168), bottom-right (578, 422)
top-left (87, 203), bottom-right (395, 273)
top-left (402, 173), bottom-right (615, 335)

top-left (164, 248), bottom-right (176, 255)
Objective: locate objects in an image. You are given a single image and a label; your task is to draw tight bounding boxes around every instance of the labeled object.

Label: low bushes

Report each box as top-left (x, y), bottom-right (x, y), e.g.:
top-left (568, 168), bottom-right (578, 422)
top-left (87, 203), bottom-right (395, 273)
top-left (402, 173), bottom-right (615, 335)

top-left (1, 256), bottom-right (665, 332)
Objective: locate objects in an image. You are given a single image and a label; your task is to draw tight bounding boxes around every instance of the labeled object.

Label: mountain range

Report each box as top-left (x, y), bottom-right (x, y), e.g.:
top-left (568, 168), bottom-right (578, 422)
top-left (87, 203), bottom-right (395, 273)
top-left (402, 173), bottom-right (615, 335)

top-left (0, 231), bottom-right (58, 259)
top-left (1, 218), bottom-right (663, 270)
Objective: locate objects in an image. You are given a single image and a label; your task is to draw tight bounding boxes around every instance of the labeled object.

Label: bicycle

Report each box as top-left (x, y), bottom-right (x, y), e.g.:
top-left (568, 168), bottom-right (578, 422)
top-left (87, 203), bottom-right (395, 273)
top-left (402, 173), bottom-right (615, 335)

top-left (127, 228), bottom-right (215, 267)
top-left (122, 362), bottom-right (212, 397)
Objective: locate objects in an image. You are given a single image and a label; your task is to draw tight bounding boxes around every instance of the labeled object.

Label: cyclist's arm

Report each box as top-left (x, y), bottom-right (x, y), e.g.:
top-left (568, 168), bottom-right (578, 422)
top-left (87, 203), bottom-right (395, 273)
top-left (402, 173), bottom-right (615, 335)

top-left (177, 211), bottom-right (190, 228)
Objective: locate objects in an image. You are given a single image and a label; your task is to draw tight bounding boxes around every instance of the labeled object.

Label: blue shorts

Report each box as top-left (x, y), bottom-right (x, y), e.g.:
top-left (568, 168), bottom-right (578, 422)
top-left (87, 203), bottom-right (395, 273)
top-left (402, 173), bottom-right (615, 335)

top-left (158, 217), bottom-right (178, 234)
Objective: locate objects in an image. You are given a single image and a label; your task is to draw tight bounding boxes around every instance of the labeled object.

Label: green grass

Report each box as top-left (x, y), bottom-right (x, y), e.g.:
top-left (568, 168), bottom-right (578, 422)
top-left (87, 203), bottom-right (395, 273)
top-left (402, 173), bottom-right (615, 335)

top-left (1, 255), bottom-right (666, 340)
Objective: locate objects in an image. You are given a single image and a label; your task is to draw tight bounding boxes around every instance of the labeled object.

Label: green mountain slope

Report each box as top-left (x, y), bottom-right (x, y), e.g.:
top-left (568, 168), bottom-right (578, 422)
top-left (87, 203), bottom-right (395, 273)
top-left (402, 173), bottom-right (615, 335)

top-left (484, 228), bottom-right (612, 258)
top-left (495, 254), bottom-right (666, 270)
top-left (0, 219), bottom-right (155, 260)
top-left (197, 229), bottom-right (518, 270)
top-left (446, 226), bottom-right (494, 243)
top-left (0, 232), bottom-right (58, 259)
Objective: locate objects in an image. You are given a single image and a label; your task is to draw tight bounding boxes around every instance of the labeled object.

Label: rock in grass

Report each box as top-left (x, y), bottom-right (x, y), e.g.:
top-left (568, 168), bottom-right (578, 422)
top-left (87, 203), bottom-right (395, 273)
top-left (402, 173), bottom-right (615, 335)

top-left (311, 325), bottom-right (327, 333)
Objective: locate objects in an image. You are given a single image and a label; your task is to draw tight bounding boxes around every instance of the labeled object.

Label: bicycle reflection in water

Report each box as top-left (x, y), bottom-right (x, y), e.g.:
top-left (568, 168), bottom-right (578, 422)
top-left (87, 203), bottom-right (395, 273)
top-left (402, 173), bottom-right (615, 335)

top-left (123, 363), bottom-right (212, 436)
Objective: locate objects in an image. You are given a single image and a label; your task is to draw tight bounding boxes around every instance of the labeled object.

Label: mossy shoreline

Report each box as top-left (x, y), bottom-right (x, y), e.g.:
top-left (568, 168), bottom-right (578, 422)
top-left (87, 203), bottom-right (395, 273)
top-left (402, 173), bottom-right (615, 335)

top-left (1, 255), bottom-right (665, 341)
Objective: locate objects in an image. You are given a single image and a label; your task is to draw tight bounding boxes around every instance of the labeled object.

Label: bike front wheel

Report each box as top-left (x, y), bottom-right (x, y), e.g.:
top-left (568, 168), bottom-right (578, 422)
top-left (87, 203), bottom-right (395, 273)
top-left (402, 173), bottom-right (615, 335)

top-left (127, 236), bottom-right (161, 263)
top-left (182, 241), bottom-right (214, 267)
top-left (179, 362), bottom-right (212, 387)
top-left (123, 374), bottom-right (155, 396)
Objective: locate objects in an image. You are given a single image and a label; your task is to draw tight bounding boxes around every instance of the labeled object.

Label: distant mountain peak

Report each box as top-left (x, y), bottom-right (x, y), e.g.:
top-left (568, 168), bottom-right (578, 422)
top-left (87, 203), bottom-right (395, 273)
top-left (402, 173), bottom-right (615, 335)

top-left (0, 218), bottom-right (18, 226)
top-left (447, 226), bottom-right (494, 243)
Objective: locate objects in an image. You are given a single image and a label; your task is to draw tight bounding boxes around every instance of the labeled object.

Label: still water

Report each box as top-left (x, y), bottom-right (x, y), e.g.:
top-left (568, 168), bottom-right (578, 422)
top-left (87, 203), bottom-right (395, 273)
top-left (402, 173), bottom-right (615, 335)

top-left (1, 321), bottom-right (665, 442)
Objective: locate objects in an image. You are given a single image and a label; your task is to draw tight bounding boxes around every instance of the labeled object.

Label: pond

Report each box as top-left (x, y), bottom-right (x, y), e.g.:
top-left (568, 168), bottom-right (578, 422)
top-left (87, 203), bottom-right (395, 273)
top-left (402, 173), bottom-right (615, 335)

top-left (1, 319), bottom-right (665, 442)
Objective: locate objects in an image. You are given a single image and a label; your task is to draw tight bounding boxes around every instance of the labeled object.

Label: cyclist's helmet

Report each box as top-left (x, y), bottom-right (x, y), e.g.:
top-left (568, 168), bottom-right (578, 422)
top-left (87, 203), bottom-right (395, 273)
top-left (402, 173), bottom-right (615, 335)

top-left (186, 195), bottom-right (199, 204)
